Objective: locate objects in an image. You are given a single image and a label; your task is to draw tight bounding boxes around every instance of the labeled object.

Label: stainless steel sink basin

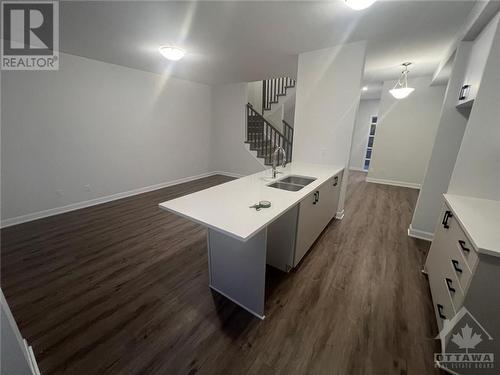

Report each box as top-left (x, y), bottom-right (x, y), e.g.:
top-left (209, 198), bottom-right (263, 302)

top-left (267, 182), bottom-right (304, 191)
top-left (267, 175), bottom-right (317, 191)
top-left (278, 175), bottom-right (316, 186)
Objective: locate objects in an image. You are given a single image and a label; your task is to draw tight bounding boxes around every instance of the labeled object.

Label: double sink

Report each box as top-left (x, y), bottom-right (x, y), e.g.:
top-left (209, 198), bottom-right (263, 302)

top-left (267, 175), bottom-right (317, 191)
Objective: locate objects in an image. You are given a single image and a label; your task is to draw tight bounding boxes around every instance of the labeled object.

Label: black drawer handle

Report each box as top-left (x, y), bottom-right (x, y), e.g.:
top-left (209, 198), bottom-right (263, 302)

top-left (452, 259), bottom-right (463, 274)
top-left (458, 240), bottom-right (470, 253)
top-left (313, 191), bottom-right (319, 205)
top-left (442, 210), bottom-right (453, 229)
top-left (333, 176), bottom-right (338, 186)
top-left (437, 304), bottom-right (446, 320)
top-left (445, 278), bottom-right (456, 294)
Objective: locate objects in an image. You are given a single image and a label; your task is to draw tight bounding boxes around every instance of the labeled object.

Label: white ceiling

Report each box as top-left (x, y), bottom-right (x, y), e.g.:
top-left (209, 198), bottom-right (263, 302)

top-left (60, 1), bottom-right (476, 85)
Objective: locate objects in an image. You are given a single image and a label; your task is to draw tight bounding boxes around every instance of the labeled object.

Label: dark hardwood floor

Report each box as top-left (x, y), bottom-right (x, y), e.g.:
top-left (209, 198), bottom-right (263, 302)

top-left (1, 172), bottom-right (442, 375)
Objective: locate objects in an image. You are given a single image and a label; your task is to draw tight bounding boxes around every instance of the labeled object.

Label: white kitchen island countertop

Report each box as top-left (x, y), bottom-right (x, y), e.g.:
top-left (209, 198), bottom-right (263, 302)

top-left (159, 162), bottom-right (344, 241)
top-left (444, 194), bottom-right (500, 257)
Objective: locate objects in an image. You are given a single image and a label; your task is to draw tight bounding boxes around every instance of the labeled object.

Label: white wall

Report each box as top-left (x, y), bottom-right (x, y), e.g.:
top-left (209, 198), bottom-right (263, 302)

top-left (1, 53), bottom-right (213, 223)
top-left (367, 76), bottom-right (445, 188)
top-left (293, 41), bottom-right (366, 215)
top-left (293, 42), bottom-right (366, 166)
top-left (349, 99), bottom-right (380, 171)
top-left (247, 80), bottom-right (263, 114)
top-left (283, 91), bottom-right (296, 126)
top-left (448, 17), bottom-right (500, 201)
top-left (409, 43), bottom-right (472, 240)
top-left (211, 83), bottom-right (266, 176)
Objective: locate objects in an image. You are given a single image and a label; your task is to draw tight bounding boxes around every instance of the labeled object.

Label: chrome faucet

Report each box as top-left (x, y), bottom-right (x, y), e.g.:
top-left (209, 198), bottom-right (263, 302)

top-left (271, 146), bottom-right (287, 178)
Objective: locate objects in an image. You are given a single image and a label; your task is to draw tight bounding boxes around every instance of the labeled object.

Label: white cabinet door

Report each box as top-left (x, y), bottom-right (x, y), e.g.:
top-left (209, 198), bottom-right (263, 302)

top-left (294, 190), bottom-right (321, 266)
top-left (318, 173), bottom-right (342, 225)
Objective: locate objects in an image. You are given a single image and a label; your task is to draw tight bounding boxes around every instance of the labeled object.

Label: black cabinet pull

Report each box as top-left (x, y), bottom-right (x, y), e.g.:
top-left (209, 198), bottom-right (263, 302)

top-left (313, 191), bottom-right (318, 205)
top-left (333, 176), bottom-right (338, 186)
top-left (458, 240), bottom-right (470, 253)
top-left (445, 278), bottom-right (456, 294)
top-left (442, 210), bottom-right (453, 229)
top-left (452, 260), bottom-right (463, 274)
top-left (437, 304), bottom-right (446, 320)
top-left (459, 84), bottom-right (470, 100)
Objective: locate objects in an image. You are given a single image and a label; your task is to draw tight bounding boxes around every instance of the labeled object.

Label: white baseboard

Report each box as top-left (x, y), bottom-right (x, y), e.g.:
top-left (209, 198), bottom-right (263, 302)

top-left (408, 225), bottom-right (434, 241)
top-left (213, 171), bottom-right (245, 179)
top-left (349, 167), bottom-right (367, 172)
top-left (366, 177), bottom-right (421, 189)
top-left (335, 209), bottom-right (345, 220)
top-left (1, 171), bottom-right (244, 228)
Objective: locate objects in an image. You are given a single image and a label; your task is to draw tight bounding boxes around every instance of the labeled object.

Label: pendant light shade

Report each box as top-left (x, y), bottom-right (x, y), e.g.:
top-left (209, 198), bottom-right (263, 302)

top-left (390, 63), bottom-right (415, 99)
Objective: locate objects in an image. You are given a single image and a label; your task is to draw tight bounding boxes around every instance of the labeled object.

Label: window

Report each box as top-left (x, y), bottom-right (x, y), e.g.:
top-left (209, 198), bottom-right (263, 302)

top-left (364, 115), bottom-right (377, 171)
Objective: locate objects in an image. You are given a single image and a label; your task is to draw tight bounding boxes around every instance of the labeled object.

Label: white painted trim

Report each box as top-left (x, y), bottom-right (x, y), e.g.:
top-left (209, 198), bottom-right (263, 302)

top-left (408, 225), bottom-right (434, 241)
top-left (366, 177), bottom-right (421, 189)
top-left (335, 209), bottom-right (345, 220)
top-left (1, 171), bottom-right (244, 228)
top-left (349, 167), bottom-right (367, 172)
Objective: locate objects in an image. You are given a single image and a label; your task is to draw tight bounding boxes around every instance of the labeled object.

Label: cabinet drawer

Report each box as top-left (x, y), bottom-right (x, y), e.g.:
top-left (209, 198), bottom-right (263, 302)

top-left (428, 268), bottom-right (456, 333)
top-left (440, 257), bottom-right (466, 311)
top-left (448, 215), bottom-right (479, 274)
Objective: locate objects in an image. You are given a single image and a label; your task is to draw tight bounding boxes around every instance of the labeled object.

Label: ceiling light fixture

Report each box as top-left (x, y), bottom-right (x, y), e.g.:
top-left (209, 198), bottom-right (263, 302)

top-left (345, 0), bottom-right (377, 10)
top-left (159, 46), bottom-right (186, 61)
top-left (389, 62), bottom-right (415, 99)
top-left (362, 86), bottom-right (368, 91)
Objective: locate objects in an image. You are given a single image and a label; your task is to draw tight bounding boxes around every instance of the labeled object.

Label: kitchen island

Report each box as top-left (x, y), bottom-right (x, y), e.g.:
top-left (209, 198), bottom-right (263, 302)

top-left (159, 162), bottom-right (344, 319)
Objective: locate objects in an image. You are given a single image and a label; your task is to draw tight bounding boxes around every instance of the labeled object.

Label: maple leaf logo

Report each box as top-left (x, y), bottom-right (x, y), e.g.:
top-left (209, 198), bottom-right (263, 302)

top-left (451, 324), bottom-right (483, 353)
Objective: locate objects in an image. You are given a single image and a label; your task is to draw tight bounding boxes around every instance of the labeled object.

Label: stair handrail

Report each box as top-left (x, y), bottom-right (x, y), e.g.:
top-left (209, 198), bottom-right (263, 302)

top-left (247, 104), bottom-right (290, 144)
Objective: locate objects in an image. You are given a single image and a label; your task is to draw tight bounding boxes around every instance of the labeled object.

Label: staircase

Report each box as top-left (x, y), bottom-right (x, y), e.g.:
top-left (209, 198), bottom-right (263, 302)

top-left (246, 104), bottom-right (294, 166)
top-left (245, 77), bottom-right (296, 166)
top-left (262, 77), bottom-right (296, 113)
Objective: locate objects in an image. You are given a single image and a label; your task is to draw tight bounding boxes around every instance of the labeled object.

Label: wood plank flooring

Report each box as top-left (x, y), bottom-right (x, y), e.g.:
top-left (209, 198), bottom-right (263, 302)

top-left (1, 172), bottom-right (442, 375)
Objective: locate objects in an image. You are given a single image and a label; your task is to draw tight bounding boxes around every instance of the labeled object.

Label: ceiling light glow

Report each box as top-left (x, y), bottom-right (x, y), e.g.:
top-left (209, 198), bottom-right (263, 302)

top-left (362, 86), bottom-right (368, 91)
top-left (159, 46), bottom-right (186, 61)
top-left (345, 0), bottom-right (377, 10)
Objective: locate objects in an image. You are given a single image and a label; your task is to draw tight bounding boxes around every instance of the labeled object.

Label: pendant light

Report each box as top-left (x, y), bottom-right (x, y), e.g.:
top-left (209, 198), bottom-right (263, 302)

top-left (390, 62), bottom-right (415, 99)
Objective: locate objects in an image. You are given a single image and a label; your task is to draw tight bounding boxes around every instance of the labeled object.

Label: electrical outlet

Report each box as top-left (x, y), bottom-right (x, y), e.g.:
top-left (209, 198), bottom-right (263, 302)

top-left (56, 189), bottom-right (64, 197)
top-left (85, 184), bottom-right (91, 192)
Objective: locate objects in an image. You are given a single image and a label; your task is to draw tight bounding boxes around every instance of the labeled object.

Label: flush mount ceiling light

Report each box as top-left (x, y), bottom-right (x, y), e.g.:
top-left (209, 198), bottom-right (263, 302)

top-left (159, 46), bottom-right (186, 61)
top-left (362, 86), bottom-right (368, 91)
top-left (345, 0), bottom-right (377, 10)
top-left (389, 62), bottom-right (415, 99)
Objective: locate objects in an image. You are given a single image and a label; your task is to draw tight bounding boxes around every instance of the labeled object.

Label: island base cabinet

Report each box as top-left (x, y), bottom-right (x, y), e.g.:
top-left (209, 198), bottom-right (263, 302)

top-left (320, 173), bottom-right (342, 223)
top-left (294, 190), bottom-right (321, 266)
top-left (267, 205), bottom-right (298, 272)
top-left (294, 173), bottom-right (342, 267)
